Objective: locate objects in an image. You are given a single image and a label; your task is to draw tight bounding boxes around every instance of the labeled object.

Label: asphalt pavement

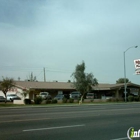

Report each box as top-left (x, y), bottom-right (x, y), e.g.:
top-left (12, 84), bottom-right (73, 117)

top-left (0, 103), bottom-right (140, 140)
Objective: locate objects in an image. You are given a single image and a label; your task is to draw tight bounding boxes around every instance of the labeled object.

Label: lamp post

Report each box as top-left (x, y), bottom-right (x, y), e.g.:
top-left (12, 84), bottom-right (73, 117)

top-left (124, 46), bottom-right (138, 102)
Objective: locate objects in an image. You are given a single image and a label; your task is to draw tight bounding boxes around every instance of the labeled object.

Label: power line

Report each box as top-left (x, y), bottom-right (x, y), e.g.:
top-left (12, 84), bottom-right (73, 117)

top-left (0, 66), bottom-right (73, 73)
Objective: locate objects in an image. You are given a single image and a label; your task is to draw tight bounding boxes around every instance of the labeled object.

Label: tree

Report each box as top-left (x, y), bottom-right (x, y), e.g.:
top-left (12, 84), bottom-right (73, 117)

top-left (67, 80), bottom-right (71, 83)
top-left (21, 89), bottom-right (29, 99)
top-left (116, 78), bottom-right (131, 84)
top-left (20, 88), bottom-right (35, 98)
top-left (0, 77), bottom-right (15, 102)
top-left (71, 61), bottom-right (98, 104)
top-left (26, 72), bottom-right (37, 81)
top-left (20, 89), bottom-right (32, 104)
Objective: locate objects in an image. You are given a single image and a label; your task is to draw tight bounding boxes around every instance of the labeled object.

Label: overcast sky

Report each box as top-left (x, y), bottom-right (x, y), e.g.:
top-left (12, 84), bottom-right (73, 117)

top-left (0, 0), bottom-right (140, 84)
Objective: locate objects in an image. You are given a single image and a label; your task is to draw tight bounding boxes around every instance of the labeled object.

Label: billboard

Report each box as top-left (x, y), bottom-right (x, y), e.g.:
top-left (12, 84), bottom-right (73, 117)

top-left (134, 59), bottom-right (140, 75)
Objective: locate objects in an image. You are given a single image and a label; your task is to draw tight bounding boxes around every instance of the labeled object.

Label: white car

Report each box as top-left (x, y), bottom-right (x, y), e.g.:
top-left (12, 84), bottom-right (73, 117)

top-left (86, 93), bottom-right (94, 99)
top-left (6, 94), bottom-right (21, 102)
top-left (69, 92), bottom-right (81, 99)
top-left (38, 92), bottom-right (52, 100)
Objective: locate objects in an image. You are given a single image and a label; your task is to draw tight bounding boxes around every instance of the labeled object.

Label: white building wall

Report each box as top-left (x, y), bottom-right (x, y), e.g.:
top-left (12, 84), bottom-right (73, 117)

top-left (0, 87), bottom-right (28, 99)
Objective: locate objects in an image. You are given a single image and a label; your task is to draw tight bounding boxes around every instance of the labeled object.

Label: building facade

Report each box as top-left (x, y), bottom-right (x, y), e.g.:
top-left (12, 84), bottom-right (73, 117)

top-left (0, 81), bottom-right (140, 102)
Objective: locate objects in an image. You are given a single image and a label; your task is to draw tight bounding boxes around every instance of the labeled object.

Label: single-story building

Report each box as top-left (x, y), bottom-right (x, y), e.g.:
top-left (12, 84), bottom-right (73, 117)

top-left (0, 81), bottom-right (140, 102)
top-left (92, 83), bottom-right (140, 99)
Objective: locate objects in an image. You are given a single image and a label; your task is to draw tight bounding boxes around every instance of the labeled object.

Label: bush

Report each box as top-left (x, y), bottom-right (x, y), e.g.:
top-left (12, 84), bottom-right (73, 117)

top-left (111, 98), bottom-right (116, 102)
top-left (128, 95), bottom-right (134, 102)
top-left (90, 99), bottom-right (94, 102)
top-left (107, 98), bottom-right (120, 102)
top-left (24, 99), bottom-right (31, 104)
top-left (118, 98), bottom-right (124, 102)
top-left (77, 98), bottom-right (84, 103)
top-left (107, 98), bottom-right (111, 102)
top-left (62, 98), bottom-right (67, 103)
top-left (134, 96), bottom-right (139, 102)
top-left (34, 96), bottom-right (43, 104)
top-left (51, 99), bottom-right (57, 104)
top-left (68, 98), bottom-right (74, 103)
top-left (46, 99), bottom-right (52, 104)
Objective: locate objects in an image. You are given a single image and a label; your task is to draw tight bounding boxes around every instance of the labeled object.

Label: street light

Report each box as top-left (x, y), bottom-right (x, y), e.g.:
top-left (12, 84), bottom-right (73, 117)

top-left (124, 46), bottom-right (138, 102)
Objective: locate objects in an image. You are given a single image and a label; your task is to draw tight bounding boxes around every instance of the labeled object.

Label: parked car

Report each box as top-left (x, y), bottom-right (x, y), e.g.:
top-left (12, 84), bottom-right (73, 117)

top-left (54, 94), bottom-right (64, 100)
top-left (86, 93), bottom-right (94, 99)
top-left (106, 96), bottom-right (113, 100)
top-left (0, 96), bottom-right (6, 102)
top-left (6, 94), bottom-right (21, 102)
top-left (69, 92), bottom-right (81, 99)
top-left (38, 92), bottom-right (52, 100)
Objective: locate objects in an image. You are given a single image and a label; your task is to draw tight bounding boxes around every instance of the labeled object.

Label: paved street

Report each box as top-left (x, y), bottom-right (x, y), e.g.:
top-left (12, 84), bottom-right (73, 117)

top-left (0, 103), bottom-right (140, 140)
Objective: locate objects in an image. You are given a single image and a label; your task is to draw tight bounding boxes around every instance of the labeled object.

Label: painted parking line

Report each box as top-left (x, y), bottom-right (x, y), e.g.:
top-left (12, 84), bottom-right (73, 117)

top-left (23, 124), bottom-right (85, 132)
top-left (111, 137), bottom-right (128, 140)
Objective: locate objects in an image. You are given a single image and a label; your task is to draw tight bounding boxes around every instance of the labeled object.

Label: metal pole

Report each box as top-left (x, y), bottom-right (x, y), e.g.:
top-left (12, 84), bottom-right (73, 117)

top-left (123, 46), bottom-right (138, 102)
top-left (124, 52), bottom-right (127, 102)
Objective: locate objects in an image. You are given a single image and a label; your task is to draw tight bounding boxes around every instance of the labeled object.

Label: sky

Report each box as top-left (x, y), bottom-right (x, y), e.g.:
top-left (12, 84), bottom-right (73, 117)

top-left (0, 0), bottom-right (140, 84)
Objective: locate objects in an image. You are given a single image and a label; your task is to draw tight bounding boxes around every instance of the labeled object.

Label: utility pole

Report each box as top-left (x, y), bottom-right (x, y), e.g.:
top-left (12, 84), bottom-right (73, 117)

top-left (44, 67), bottom-right (46, 82)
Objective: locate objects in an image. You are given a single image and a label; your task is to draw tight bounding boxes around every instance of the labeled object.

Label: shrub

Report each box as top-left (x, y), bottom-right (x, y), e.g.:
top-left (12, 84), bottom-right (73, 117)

top-left (111, 98), bottom-right (116, 102)
top-left (51, 99), bottom-right (57, 104)
top-left (24, 99), bottom-right (31, 104)
top-left (134, 96), bottom-right (139, 102)
top-left (62, 98), bottom-right (67, 103)
top-left (90, 99), bottom-right (94, 102)
top-left (128, 95), bottom-right (134, 102)
top-left (46, 99), bottom-right (52, 104)
top-left (77, 98), bottom-right (84, 103)
top-left (34, 96), bottom-right (43, 104)
top-left (107, 98), bottom-right (122, 102)
top-left (107, 98), bottom-right (111, 102)
top-left (118, 98), bottom-right (124, 102)
top-left (68, 98), bottom-right (74, 103)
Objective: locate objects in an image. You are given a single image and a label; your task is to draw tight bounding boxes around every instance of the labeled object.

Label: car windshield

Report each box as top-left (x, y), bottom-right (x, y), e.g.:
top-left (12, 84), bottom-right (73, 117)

top-left (40, 93), bottom-right (48, 95)
top-left (8, 94), bottom-right (17, 96)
